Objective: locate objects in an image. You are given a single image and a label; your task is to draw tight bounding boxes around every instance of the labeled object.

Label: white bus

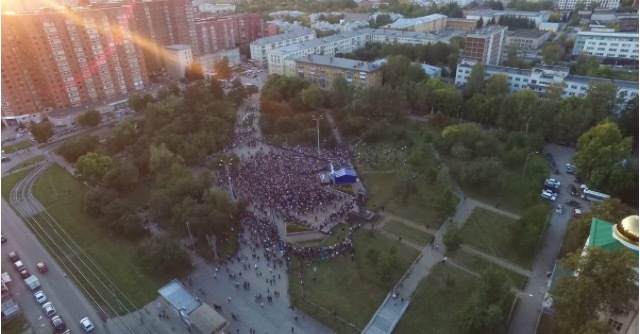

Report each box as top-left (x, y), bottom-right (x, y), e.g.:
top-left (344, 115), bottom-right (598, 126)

top-left (582, 189), bottom-right (610, 202)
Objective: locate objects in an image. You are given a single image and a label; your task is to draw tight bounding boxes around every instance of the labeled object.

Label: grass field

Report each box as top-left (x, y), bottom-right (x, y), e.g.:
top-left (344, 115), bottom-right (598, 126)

top-left (31, 164), bottom-right (164, 312)
top-left (447, 250), bottom-right (527, 289)
top-left (1, 314), bottom-right (30, 334)
top-left (6, 155), bottom-right (45, 173)
top-left (362, 173), bottom-right (443, 229)
top-left (382, 220), bottom-right (433, 246)
top-left (394, 264), bottom-right (479, 334)
top-left (2, 140), bottom-right (33, 153)
top-left (1, 168), bottom-right (34, 200)
top-left (289, 230), bottom-right (420, 333)
top-left (460, 208), bottom-right (535, 269)
top-left (296, 225), bottom-right (350, 248)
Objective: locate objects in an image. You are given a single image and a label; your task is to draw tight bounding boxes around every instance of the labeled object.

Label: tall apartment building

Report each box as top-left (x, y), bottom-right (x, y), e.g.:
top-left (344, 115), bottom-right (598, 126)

top-left (249, 28), bottom-right (316, 63)
top-left (164, 44), bottom-right (193, 80)
top-left (454, 60), bottom-right (637, 108)
top-left (195, 14), bottom-right (263, 55)
top-left (1, 6), bottom-right (150, 124)
top-left (572, 31), bottom-right (639, 59)
top-left (556, 0), bottom-right (620, 10)
top-left (463, 25), bottom-right (507, 65)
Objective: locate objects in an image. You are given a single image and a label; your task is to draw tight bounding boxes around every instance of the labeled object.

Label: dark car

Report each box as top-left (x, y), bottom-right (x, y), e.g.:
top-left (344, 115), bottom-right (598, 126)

top-left (1, 157), bottom-right (10, 163)
top-left (1, 234), bottom-right (5, 243)
top-left (569, 184), bottom-right (579, 196)
top-left (19, 269), bottom-right (30, 279)
top-left (565, 200), bottom-right (583, 208)
top-left (51, 316), bottom-right (66, 333)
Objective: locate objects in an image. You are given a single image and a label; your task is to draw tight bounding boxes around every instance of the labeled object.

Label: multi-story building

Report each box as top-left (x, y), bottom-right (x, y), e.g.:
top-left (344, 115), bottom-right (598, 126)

top-left (249, 28), bottom-right (316, 63)
top-left (556, 0), bottom-right (620, 10)
top-left (454, 60), bottom-right (638, 108)
top-left (266, 28), bottom-right (442, 75)
top-left (505, 29), bottom-right (551, 50)
top-left (446, 18), bottom-right (478, 31)
top-left (383, 14), bottom-right (447, 33)
top-left (195, 14), bottom-right (263, 55)
top-left (572, 31), bottom-right (639, 59)
top-left (463, 26), bottom-right (507, 65)
top-left (1, 6), bottom-right (149, 125)
top-left (0, 0), bottom-right (78, 13)
top-left (164, 44), bottom-right (193, 80)
top-left (292, 55), bottom-right (383, 89)
top-left (198, 48), bottom-right (241, 77)
top-left (465, 10), bottom-right (550, 27)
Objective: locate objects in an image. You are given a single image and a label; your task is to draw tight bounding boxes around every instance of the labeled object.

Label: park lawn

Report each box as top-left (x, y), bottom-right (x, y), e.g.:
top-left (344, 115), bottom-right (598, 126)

top-left (447, 250), bottom-right (527, 290)
top-left (2, 140), bottom-right (33, 153)
top-left (362, 173), bottom-right (443, 229)
top-left (444, 157), bottom-right (548, 214)
top-left (394, 263), bottom-right (479, 334)
top-left (1, 314), bottom-right (30, 334)
top-left (32, 164), bottom-right (164, 311)
top-left (382, 220), bottom-right (433, 246)
top-left (1, 168), bottom-right (34, 200)
top-left (460, 208), bottom-right (535, 269)
top-left (289, 230), bottom-right (419, 333)
top-left (355, 143), bottom-right (409, 173)
top-left (6, 155), bottom-right (45, 173)
top-left (297, 225), bottom-right (350, 248)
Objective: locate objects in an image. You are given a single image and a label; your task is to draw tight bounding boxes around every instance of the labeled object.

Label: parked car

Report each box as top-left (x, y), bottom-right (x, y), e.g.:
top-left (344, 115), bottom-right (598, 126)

top-left (80, 317), bottom-right (95, 332)
top-left (572, 208), bottom-right (582, 218)
top-left (555, 204), bottom-right (564, 214)
top-left (8, 251), bottom-right (19, 262)
top-left (541, 190), bottom-right (557, 202)
top-left (34, 291), bottom-right (47, 304)
top-left (51, 315), bottom-right (67, 333)
top-left (19, 269), bottom-right (30, 279)
top-left (565, 200), bottom-right (583, 208)
top-left (1, 234), bottom-right (5, 243)
top-left (43, 302), bottom-right (57, 317)
top-left (544, 179), bottom-right (561, 190)
top-left (36, 261), bottom-right (48, 273)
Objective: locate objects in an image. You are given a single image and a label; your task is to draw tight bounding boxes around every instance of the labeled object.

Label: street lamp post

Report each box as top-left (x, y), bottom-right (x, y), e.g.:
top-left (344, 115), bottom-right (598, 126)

top-left (186, 221), bottom-right (195, 252)
top-left (219, 158), bottom-right (234, 200)
top-left (524, 116), bottom-right (533, 135)
top-left (507, 291), bottom-right (534, 329)
top-left (522, 151), bottom-right (539, 178)
top-left (312, 114), bottom-right (323, 156)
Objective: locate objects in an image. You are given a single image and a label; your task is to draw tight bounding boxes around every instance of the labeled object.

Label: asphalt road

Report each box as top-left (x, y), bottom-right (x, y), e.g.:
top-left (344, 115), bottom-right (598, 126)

top-left (2, 198), bottom-right (107, 334)
top-left (508, 143), bottom-right (591, 334)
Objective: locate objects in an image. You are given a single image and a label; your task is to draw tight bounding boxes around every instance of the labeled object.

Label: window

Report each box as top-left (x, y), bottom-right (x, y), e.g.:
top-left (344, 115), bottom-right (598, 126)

top-left (608, 319), bottom-right (623, 332)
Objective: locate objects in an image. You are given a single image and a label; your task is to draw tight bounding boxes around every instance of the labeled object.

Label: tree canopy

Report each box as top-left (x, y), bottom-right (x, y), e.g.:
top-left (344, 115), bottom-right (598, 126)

top-left (76, 109), bottom-right (102, 128)
top-left (29, 122), bottom-right (54, 143)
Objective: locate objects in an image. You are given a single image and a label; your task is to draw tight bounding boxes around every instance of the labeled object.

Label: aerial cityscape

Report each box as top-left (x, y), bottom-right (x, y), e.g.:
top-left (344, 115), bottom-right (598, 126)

top-left (0, 0), bottom-right (638, 333)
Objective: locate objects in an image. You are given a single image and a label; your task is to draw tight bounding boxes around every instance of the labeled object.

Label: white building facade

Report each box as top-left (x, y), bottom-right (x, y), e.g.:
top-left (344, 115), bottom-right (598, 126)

top-left (249, 28), bottom-right (316, 63)
top-left (572, 31), bottom-right (639, 59)
top-left (454, 60), bottom-right (638, 108)
top-left (555, 0), bottom-right (620, 10)
top-left (165, 44), bottom-right (194, 80)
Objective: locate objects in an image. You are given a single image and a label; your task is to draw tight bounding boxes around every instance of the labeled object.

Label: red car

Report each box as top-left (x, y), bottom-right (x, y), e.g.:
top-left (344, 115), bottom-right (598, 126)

top-left (20, 269), bottom-right (30, 279)
top-left (36, 262), bottom-right (48, 273)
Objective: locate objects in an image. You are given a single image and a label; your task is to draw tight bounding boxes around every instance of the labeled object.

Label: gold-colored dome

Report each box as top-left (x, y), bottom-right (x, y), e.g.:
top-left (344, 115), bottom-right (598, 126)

top-left (614, 215), bottom-right (639, 246)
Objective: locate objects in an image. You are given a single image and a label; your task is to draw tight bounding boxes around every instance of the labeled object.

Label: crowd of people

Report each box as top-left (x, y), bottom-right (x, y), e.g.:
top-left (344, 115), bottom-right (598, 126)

top-left (230, 148), bottom-right (349, 230)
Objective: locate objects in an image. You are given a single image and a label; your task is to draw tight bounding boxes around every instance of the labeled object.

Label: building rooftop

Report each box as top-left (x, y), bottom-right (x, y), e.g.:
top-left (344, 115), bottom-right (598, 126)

top-left (158, 280), bottom-right (201, 315)
top-left (251, 28), bottom-right (315, 46)
top-left (367, 28), bottom-right (441, 41)
top-left (165, 44), bottom-right (191, 51)
top-left (294, 55), bottom-right (381, 72)
top-left (508, 29), bottom-right (550, 39)
top-left (385, 14), bottom-right (447, 29)
top-left (576, 30), bottom-right (639, 38)
top-left (468, 25), bottom-right (507, 38)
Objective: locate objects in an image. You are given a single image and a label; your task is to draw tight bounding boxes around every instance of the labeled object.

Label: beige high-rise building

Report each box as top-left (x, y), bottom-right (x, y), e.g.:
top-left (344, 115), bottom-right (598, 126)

top-left (1, 6), bottom-right (150, 125)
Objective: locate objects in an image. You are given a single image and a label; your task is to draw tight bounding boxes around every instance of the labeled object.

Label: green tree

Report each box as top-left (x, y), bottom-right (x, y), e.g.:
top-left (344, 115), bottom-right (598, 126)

top-left (128, 93), bottom-right (154, 112)
top-left (103, 162), bottom-right (139, 192)
top-left (552, 247), bottom-right (638, 334)
top-left (485, 74), bottom-right (509, 97)
top-left (443, 223), bottom-right (463, 252)
top-left (300, 85), bottom-right (323, 111)
top-left (214, 57), bottom-right (232, 80)
top-left (57, 135), bottom-right (99, 163)
top-left (586, 81), bottom-right (620, 121)
top-left (382, 55), bottom-right (427, 86)
top-left (464, 63), bottom-right (486, 98)
top-left (329, 76), bottom-right (353, 108)
top-left (29, 122), bottom-right (54, 143)
top-left (476, 17), bottom-right (484, 28)
top-left (435, 187), bottom-right (459, 220)
top-left (184, 63), bottom-right (204, 82)
top-left (574, 121), bottom-right (632, 193)
top-left (541, 43), bottom-right (565, 65)
top-left (616, 96), bottom-right (639, 147)
top-left (228, 77), bottom-right (247, 104)
top-left (76, 152), bottom-right (113, 186)
top-left (137, 235), bottom-right (190, 276)
top-left (459, 267), bottom-right (512, 334)
top-left (76, 109), bottom-right (102, 128)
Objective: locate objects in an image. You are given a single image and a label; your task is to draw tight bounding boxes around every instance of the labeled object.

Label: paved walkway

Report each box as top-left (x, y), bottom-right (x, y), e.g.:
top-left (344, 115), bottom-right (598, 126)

top-left (461, 245), bottom-right (532, 277)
